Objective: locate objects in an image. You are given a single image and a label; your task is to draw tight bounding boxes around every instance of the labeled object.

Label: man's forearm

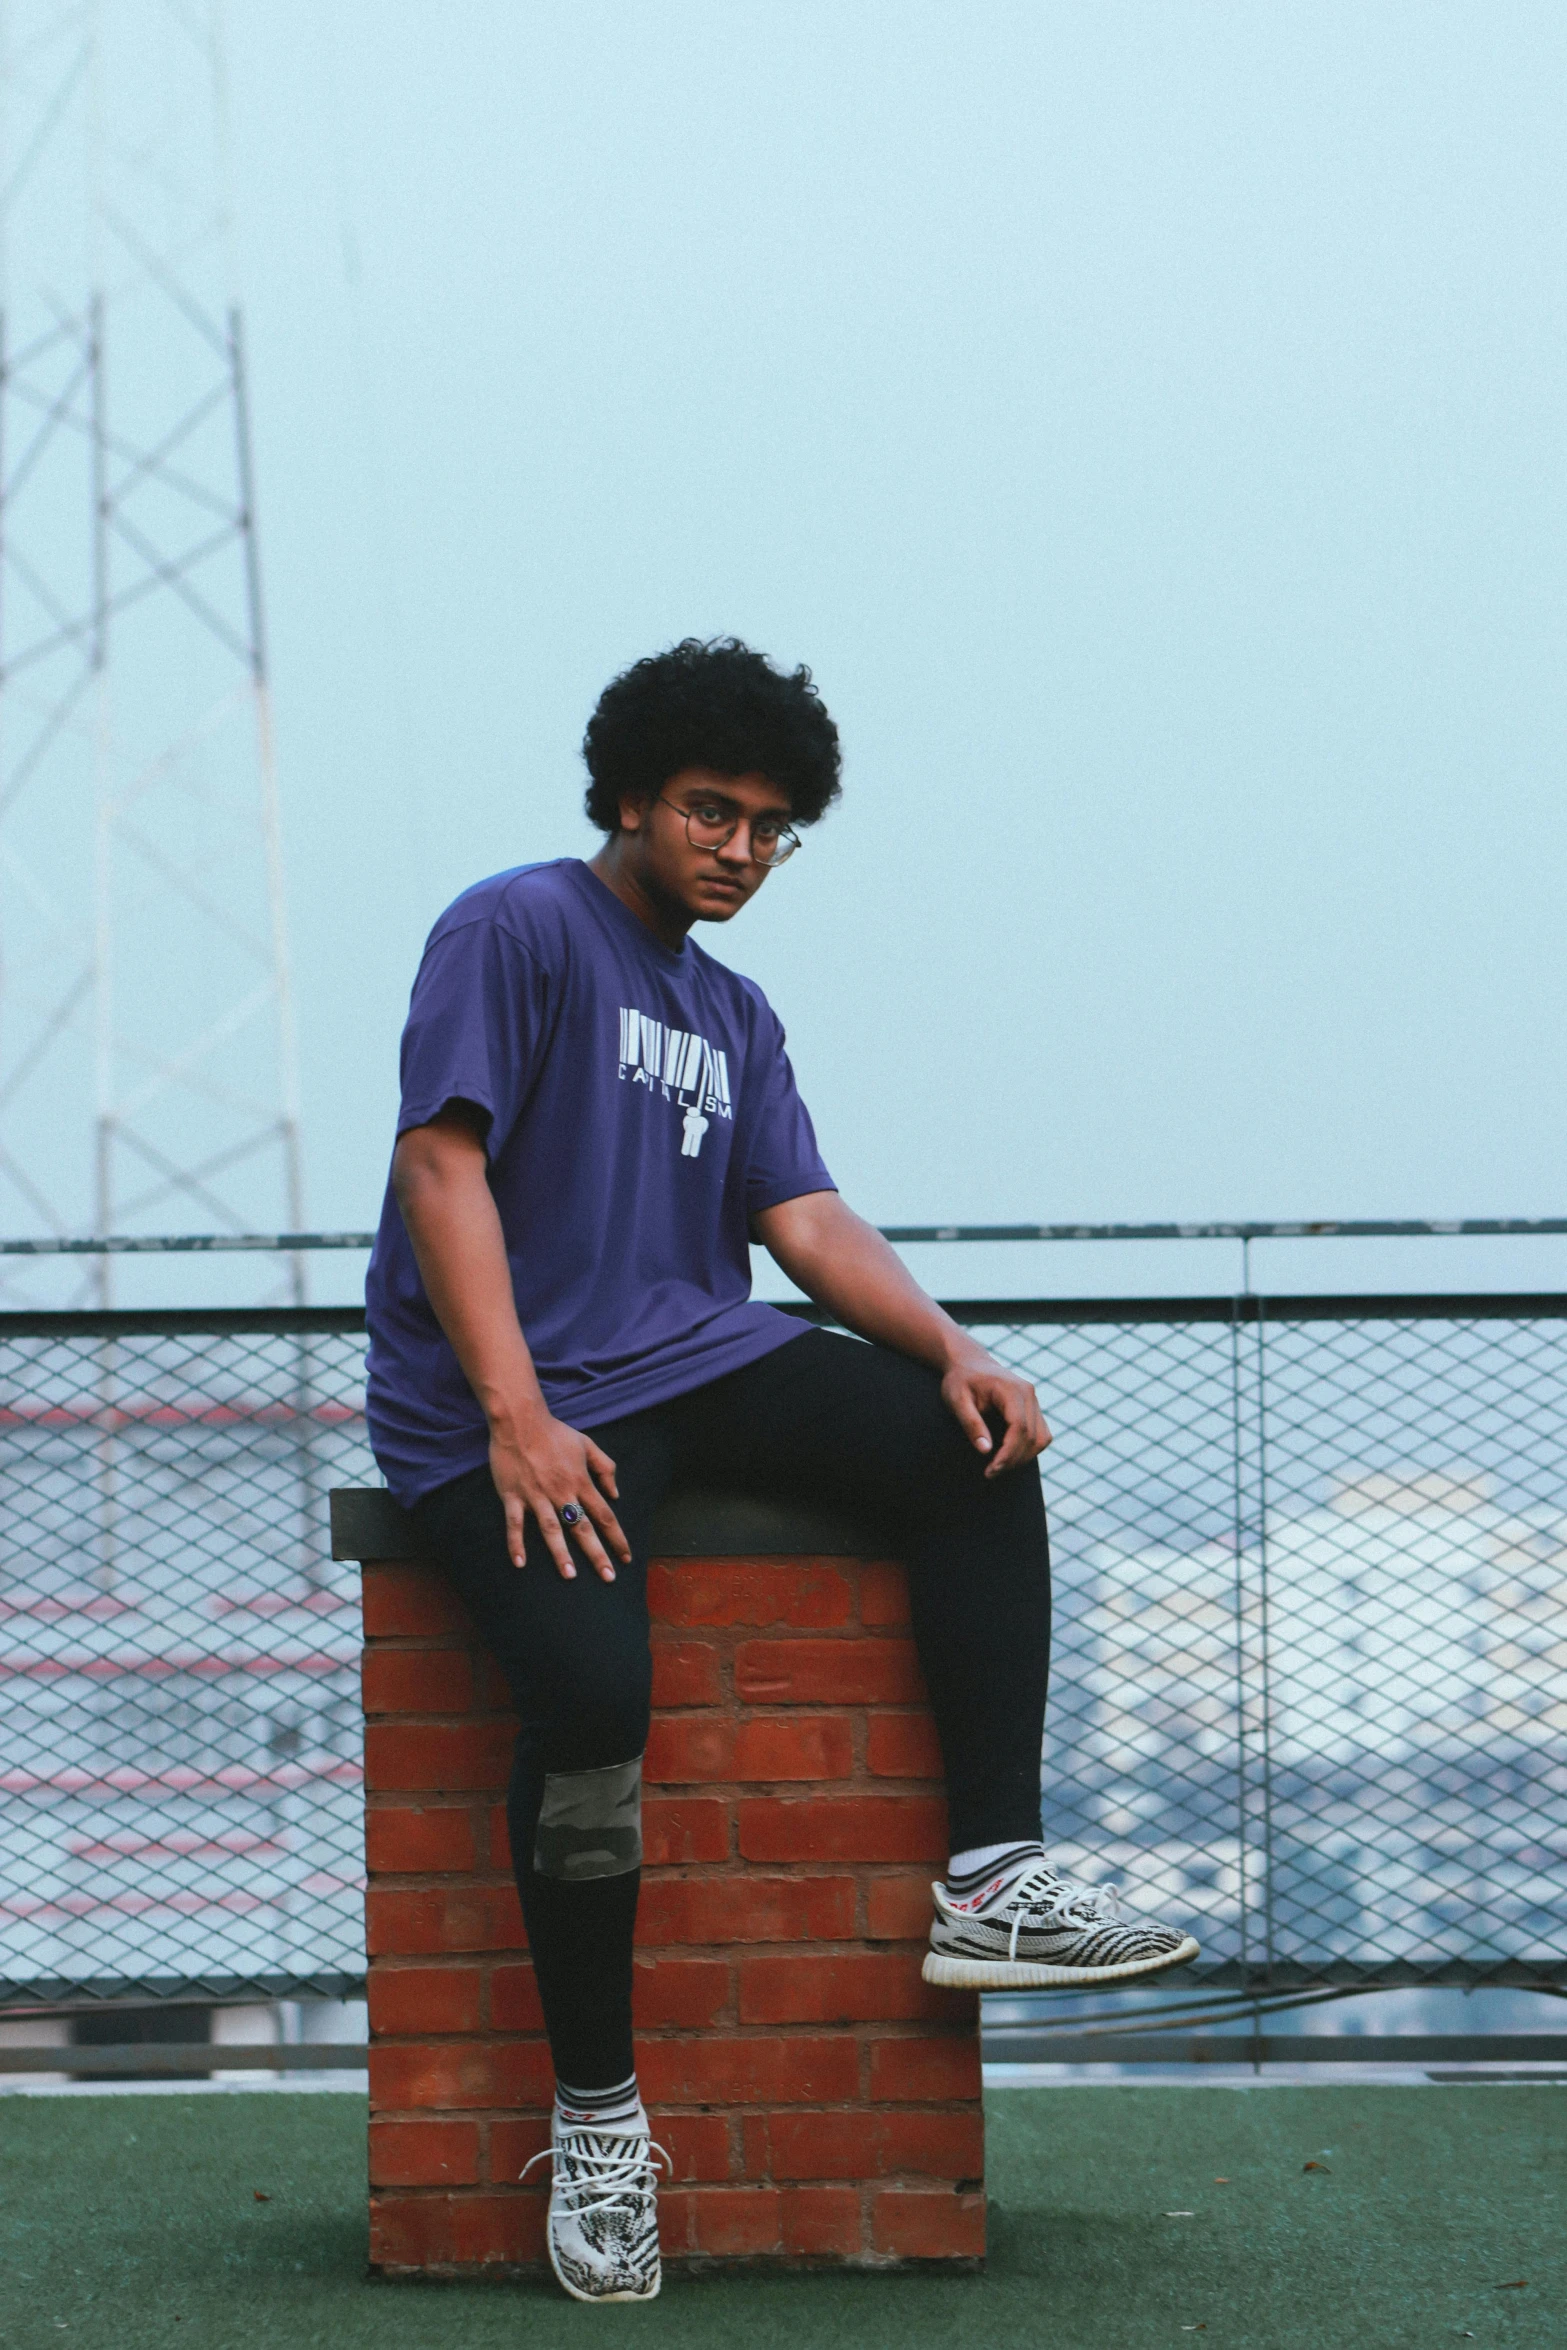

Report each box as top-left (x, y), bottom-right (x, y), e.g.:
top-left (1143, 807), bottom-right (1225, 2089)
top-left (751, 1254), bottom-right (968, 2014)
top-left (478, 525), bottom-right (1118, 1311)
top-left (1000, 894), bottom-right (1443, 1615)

top-left (754, 1195), bottom-right (982, 1369)
top-left (756, 1190), bottom-right (1048, 1473)
top-left (393, 1131), bottom-right (547, 1433)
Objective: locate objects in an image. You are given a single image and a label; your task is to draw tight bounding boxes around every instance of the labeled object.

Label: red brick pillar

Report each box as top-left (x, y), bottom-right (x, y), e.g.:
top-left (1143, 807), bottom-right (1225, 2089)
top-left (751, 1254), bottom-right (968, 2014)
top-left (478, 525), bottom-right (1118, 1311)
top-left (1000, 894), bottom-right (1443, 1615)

top-left (333, 1488), bottom-right (984, 2276)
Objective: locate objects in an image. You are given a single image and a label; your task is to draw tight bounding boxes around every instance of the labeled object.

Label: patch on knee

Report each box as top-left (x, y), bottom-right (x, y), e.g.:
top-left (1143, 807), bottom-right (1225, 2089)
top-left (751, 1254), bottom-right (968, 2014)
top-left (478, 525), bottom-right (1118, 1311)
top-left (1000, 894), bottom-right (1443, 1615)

top-left (533, 1756), bottom-right (643, 1882)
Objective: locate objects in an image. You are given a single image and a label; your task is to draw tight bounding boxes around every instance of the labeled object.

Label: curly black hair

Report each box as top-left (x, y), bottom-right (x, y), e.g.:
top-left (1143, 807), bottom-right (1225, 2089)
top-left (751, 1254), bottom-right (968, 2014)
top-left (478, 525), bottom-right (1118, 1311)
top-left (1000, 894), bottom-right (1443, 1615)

top-left (582, 638), bottom-right (841, 833)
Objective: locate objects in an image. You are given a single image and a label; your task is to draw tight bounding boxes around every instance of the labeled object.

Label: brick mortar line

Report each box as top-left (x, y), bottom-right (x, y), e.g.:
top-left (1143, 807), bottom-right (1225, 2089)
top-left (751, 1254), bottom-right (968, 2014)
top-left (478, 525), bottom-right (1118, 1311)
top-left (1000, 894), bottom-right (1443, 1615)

top-left (368, 2113), bottom-right (975, 2130)
top-left (371, 2184), bottom-right (984, 2190)
top-left (368, 2025), bottom-right (969, 2042)
top-left (363, 1764), bottom-right (946, 1775)
top-left (367, 1936), bottom-right (935, 1953)
top-left (361, 1710), bottom-right (939, 1729)
top-left (367, 2031), bottom-right (963, 2049)
top-left (369, 1930), bottom-right (942, 1945)
top-left (366, 1785), bottom-right (945, 1796)
top-left (364, 1618), bottom-right (912, 1646)
top-left (368, 2180), bottom-right (973, 2194)
top-left (367, 1870), bottom-right (942, 1885)
top-left (363, 1629), bottom-right (911, 1653)
top-left (367, 1987), bottom-right (970, 2019)
top-left (365, 1793), bottom-right (939, 1806)
top-left (368, 1854), bottom-right (946, 1868)
top-left (365, 1618), bottom-right (912, 1639)
top-left (364, 1706), bottom-right (927, 1724)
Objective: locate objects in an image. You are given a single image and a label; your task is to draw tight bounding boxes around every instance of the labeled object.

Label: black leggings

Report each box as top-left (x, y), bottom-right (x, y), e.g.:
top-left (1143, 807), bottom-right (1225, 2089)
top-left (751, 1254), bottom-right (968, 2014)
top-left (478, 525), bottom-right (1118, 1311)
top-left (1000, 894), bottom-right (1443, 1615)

top-left (412, 1328), bottom-right (1050, 2087)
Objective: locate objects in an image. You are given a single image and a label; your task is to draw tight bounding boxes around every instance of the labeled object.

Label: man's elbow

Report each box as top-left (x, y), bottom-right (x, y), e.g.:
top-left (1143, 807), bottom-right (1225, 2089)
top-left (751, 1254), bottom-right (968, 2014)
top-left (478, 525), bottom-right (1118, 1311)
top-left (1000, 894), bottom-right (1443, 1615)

top-left (390, 1136), bottom-right (427, 1215)
top-left (391, 1125), bottom-right (477, 1211)
top-left (781, 1191), bottom-right (852, 1260)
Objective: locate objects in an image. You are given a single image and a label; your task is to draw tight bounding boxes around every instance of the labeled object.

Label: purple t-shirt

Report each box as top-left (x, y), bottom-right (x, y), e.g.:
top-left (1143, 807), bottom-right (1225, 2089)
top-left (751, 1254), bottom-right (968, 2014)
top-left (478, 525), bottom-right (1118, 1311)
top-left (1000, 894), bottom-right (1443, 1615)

top-left (364, 858), bottom-right (834, 1505)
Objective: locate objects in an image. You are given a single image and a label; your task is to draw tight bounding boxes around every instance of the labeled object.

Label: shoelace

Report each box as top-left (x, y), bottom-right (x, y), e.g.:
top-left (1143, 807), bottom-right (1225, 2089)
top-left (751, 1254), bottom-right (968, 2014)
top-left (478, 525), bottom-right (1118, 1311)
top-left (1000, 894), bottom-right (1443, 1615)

top-left (522, 2127), bottom-right (671, 2222)
top-left (989, 1857), bottom-right (1125, 1964)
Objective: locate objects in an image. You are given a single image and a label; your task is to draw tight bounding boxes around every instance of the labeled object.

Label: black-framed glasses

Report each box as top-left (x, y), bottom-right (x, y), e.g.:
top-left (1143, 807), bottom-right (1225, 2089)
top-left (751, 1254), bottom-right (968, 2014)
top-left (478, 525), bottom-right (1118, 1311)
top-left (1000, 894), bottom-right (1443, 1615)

top-left (656, 793), bottom-right (801, 868)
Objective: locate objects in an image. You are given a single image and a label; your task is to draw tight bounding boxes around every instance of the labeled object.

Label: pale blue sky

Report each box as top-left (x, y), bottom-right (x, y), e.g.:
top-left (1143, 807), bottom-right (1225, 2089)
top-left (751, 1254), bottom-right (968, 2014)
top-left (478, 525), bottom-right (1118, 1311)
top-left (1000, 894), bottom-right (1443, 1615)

top-left (216, 2), bottom-right (1565, 1299)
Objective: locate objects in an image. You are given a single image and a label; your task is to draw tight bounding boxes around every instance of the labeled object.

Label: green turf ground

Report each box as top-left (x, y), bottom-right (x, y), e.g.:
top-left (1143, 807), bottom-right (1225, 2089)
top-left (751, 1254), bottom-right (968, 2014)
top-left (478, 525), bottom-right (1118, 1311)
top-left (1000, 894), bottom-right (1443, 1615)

top-left (1, 2086), bottom-right (1561, 2348)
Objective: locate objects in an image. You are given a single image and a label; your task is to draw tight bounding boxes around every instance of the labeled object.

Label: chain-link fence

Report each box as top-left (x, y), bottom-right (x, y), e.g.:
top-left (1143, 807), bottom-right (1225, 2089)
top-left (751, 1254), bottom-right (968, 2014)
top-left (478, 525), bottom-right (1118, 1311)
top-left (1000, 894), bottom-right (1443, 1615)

top-left (3, 1294), bottom-right (1565, 2006)
top-left (977, 1295), bottom-right (1567, 1992)
top-left (1, 1308), bottom-right (375, 2006)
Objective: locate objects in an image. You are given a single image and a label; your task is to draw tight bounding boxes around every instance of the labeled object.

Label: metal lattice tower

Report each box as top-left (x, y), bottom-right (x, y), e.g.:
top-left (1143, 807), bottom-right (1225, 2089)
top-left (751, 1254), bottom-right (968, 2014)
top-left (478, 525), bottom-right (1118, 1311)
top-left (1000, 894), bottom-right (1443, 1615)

top-left (0, 0), bottom-right (303, 1304)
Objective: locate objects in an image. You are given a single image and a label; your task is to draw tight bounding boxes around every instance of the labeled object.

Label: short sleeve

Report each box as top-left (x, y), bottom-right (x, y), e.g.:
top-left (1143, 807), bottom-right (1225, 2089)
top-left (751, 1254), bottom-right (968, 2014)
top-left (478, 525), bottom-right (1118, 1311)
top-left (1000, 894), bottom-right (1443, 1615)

top-left (396, 920), bottom-right (550, 1160)
top-left (742, 1012), bottom-right (835, 1216)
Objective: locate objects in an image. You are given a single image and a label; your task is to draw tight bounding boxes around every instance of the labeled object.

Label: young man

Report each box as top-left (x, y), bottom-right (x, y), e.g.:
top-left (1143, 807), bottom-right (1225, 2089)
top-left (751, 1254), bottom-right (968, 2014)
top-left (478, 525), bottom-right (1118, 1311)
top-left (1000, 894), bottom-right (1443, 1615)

top-left (365, 639), bottom-right (1196, 2304)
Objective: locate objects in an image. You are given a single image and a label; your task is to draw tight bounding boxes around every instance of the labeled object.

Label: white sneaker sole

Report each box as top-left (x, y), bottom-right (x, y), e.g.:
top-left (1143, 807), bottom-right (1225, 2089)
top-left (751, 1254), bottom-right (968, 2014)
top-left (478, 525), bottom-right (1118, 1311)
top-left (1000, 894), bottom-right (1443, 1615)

top-left (922, 1933), bottom-right (1201, 1990)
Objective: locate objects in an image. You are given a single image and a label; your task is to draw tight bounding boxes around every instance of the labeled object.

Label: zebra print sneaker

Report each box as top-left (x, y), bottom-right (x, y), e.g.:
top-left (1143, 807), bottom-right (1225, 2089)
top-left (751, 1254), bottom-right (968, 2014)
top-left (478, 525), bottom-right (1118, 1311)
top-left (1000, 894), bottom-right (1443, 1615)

top-left (922, 1854), bottom-right (1200, 1989)
top-left (524, 2118), bottom-right (669, 2302)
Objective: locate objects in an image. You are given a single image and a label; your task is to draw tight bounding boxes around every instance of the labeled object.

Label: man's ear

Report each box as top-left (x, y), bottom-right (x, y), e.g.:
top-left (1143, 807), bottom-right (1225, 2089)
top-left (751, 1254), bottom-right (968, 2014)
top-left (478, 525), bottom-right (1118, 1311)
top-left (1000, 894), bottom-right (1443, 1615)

top-left (617, 791), bottom-right (651, 835)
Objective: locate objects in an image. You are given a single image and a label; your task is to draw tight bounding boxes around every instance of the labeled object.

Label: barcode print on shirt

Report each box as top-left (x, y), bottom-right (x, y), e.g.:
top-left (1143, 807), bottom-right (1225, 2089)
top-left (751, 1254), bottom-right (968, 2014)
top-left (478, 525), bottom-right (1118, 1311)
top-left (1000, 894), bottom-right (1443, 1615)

top-left (617, 1005), bottom-right (731, 1115)
top-left (698, 1039), bottom-right (731, 1113)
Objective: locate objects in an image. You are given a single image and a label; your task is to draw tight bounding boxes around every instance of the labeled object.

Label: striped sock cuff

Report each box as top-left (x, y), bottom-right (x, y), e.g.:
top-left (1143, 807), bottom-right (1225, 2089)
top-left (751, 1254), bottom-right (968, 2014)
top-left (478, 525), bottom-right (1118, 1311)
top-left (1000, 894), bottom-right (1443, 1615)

top-left (944, 1840), bottom-right (1046, 1898)
top-left (555, 2071), bottom-right (645, 2132)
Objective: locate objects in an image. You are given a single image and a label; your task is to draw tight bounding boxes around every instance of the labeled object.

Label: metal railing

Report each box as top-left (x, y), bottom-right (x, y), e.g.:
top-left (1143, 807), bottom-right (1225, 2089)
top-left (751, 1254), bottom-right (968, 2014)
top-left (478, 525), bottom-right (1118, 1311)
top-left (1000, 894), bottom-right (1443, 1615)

top-left (7, 1215), bottom-right (1567, 1254)
top-left (2, 1247), bottom-right (1565, 2021)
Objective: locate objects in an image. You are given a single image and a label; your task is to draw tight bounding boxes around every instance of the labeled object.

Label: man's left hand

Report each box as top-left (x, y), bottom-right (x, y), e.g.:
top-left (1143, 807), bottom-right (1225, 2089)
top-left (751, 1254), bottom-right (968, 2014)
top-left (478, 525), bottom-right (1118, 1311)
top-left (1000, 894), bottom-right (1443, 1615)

top-left (940, 1353), bottom-right (1052, 1477)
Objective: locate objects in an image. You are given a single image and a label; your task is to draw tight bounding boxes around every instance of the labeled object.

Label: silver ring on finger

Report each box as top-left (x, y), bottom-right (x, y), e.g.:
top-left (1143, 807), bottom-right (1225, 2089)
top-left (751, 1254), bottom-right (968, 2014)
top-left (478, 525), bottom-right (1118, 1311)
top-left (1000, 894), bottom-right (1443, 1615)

top-left (559, 1502), bottom-right (583, 1528)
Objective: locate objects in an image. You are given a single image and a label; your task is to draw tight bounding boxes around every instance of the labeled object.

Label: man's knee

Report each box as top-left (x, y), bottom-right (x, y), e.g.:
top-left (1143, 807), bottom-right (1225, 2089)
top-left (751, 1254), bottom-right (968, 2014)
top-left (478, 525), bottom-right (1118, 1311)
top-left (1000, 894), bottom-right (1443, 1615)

top-left (516, 1653), bottom-right (651, 1884)
top-left (540, 1649), bottom-right (651, 1779)
top-left (885, 1363), bottom-right (1004, 1501)
top-left (898, 1409), bottom-right (1049, 1553)
top-left (533, 1754), bottom-right (643, 1883)
top-left (839, 1345), bottom-right (967, 1470)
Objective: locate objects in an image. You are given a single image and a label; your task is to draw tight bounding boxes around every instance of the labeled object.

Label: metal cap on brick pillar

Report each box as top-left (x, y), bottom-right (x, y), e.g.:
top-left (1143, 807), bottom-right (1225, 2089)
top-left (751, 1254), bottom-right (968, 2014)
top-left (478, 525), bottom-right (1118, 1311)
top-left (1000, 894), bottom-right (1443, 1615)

top-left (344, 1485), bottom-right (985, 2275)
top-left (331, 1485), bottom-right (885, 1564)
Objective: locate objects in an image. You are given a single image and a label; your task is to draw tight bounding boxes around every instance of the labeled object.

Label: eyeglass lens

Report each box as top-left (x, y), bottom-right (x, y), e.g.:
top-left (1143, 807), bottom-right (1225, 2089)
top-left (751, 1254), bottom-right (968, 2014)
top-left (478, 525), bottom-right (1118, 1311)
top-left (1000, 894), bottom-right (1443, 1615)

top-left (681, 805), bottom-right (797, 865)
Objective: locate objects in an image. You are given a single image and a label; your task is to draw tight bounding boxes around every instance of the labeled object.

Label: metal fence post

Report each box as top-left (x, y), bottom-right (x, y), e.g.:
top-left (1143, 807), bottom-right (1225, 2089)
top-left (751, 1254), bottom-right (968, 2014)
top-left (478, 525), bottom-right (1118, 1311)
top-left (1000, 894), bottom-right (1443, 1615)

top-left (1228, 1300), bottom-right (1253, 1977)
top-left (1255, 1298), bottom-right (1276, 1977)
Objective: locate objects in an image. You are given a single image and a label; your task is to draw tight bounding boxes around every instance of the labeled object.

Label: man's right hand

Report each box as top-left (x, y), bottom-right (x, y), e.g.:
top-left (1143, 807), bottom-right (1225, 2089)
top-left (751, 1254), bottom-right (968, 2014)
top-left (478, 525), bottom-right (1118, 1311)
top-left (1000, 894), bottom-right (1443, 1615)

top-left (488, 1409), bottom-right (632, 1582)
